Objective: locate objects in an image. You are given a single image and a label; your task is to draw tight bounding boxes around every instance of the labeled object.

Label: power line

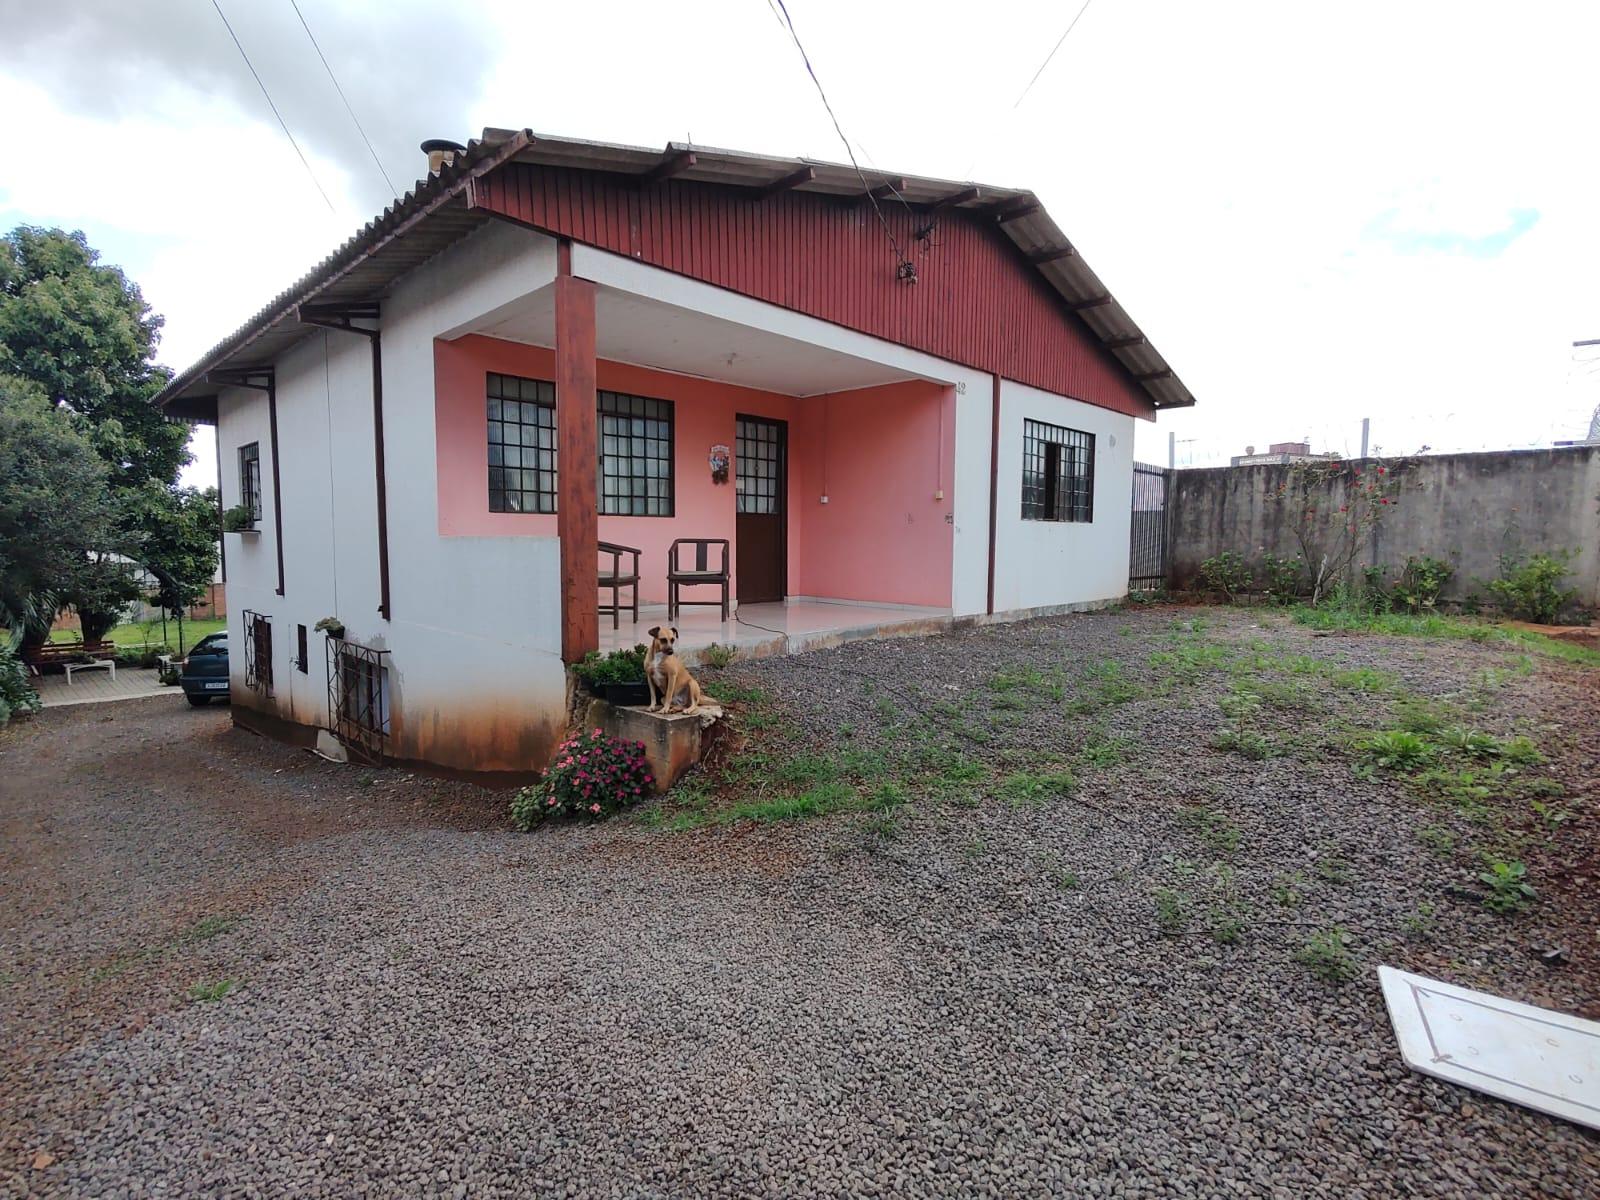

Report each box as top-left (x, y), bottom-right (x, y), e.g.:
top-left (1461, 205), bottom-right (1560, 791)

top-left (1011, 0), bottom-right (1096, 110)
top-left (288, 0), bottom-right (399, 200)
top-left (210, 0), bottom-right (335, 213)
top-left (766, 0), bottom-right (916, 280)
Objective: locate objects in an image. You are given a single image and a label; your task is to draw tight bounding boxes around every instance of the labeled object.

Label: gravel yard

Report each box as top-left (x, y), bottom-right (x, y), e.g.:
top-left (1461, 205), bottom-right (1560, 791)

top-left (2, 606), bottom-right (1597, 1197)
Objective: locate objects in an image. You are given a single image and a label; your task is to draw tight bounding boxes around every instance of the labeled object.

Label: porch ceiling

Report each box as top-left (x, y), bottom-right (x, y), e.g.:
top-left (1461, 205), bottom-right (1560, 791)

top-left (468, 284), bottom-right (922, 397)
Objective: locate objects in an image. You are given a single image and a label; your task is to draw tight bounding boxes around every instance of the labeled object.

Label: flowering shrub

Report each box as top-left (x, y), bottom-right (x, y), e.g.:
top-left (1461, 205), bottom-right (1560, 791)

top-left (511, 728), bottom-right (654, 830)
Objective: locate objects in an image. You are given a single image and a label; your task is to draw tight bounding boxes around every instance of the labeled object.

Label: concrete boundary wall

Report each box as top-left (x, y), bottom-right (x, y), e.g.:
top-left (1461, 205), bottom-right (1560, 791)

top-left (1166, 446), bottom-right (1600, 609)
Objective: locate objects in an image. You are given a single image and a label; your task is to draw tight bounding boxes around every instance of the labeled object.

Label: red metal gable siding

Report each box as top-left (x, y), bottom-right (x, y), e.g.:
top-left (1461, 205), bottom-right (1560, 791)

top-left (471, 164), bottom-right (1154, 419)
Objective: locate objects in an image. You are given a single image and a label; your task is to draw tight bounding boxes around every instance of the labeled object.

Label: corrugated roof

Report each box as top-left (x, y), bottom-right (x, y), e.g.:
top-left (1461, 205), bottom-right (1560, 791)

top-left (156, 128), bottom-right (1194, 412)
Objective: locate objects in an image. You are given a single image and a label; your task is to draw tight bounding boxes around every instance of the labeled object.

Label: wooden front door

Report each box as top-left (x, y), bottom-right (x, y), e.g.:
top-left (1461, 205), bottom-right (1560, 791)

top-left (735, 415), bottom-right (787, 603)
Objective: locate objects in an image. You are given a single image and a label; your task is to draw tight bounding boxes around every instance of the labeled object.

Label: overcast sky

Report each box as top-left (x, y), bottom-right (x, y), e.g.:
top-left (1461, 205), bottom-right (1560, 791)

top-left (2, 0), bottom-right (1596, 487)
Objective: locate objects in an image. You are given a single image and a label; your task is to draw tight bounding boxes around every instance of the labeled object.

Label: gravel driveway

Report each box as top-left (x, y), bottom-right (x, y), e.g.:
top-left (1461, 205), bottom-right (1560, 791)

top-left (2, 607), bottom-right (1596, 1197)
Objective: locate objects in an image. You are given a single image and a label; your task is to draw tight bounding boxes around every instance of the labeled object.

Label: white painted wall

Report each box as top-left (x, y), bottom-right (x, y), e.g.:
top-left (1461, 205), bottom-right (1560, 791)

top-left (213, 220), bottom-right (1140, 772)
top-left (992, 379), bottom-right (1135, 612)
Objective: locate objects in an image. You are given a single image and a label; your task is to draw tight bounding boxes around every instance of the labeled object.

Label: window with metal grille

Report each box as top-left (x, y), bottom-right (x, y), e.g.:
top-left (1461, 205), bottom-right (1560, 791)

top-left (1021, 420), bottom-right (1095, 523)
top-left (487, 373), bottom-right (557, 513)
top-left (328, 640), bottom-right (391, 758)
top-left (243, 609), bottom-right (273, 696)
top-left (238, 442), bottom-right (262, 525)
top-left (599, 390), bottom-right (674, 516)
top-left (735, 417), bottom-right (782, 515)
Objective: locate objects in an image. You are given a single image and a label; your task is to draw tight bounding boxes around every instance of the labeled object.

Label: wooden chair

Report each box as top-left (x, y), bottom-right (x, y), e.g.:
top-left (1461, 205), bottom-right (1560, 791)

top-left (667, 539), bottom-right (730, 621)
top-left (598, 541), bottom-right (641, 630)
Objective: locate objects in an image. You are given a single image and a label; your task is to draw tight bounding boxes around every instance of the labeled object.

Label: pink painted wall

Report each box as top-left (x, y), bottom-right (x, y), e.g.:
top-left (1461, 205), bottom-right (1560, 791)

top-left (434, 335), bottom-right (953, 608)
top-left (789, 381), bottom-right (955, 607)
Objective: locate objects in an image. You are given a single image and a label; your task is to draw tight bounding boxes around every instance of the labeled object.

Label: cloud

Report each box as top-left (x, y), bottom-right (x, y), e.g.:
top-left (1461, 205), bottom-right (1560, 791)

top-left (0, 0), bottom-right (499, 213)
top-left (1363, 207), bottom-right (1540, 259)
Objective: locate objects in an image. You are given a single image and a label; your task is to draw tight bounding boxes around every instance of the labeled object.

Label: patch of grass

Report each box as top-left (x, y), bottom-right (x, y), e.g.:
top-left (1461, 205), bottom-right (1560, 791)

top-left (701, 679), bottom-right (769, 707)
top-left (963, 835), bottom-right (987, 861)
top-left (50, 617), bottom-right (227, 650)
top-left (1055, 868), bottom-right (1081, 891)
top-left (182, 915), bottom-right (238, 943)
top-left (1152, 886), bottom-right (1190, 936)
top-left (1208, 907), bottom-right (1247, 946)
top-left (1331, 666), bottom-right (1394, 693)
top-left (726, 780), bottom-right (857, 823)
top-left (1530, 799), bottom-right (1573, 831)
top-left (1076, 731), bottom-right (1131, 769)
top-left (186, 978), bottom-right (238, 1003)
top-left (1149, 641), bottom-right (1232, 682)
top-left (1288, 605), bottom-right (1600, 667)
top-left (998, 768), bottom-right (1076, 807)
top-left (1294, 928), bottom-right (1358, 983)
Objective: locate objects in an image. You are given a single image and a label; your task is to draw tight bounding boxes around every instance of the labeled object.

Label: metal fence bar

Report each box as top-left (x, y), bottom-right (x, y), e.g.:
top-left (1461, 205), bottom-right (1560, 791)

top-left (326, 637), bottom-right (391, 760)
top-left (1129, 463), bottom-right (1169, 590)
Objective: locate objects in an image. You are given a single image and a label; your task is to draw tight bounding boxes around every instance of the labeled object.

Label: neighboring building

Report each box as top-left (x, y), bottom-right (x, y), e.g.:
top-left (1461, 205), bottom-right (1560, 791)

top-left (154, 129), bottom-right (1196, 778)
top-left (1230, 441), bottom-right (1339, 467)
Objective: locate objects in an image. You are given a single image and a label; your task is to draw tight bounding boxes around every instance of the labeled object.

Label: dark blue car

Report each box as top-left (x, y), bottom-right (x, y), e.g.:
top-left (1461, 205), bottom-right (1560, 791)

top-left (178, 632), bottom-right (230, 706)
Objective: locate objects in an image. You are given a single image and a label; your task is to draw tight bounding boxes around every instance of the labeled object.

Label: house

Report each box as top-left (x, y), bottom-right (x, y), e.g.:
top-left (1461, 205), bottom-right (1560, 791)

top-left (154, 129), bottom-right (1195, 779)
top-left (1230, 441), bottom-right (1338, 467)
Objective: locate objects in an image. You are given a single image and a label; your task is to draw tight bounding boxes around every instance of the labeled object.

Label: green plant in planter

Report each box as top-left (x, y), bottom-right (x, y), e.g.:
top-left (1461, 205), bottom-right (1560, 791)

top-left (222, 504), bottom-right (256, 533)
top-left (510, 728), bottom-right (654, 829)
top-left (314, 616), bottom-right (346, 639)
top-left (571, 644), bottom-right (648, 690)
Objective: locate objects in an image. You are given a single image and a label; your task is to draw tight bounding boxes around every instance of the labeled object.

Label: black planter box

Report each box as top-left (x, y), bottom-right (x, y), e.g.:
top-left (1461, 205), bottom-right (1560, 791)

top-left (598, 680), bottom-right (651, 706)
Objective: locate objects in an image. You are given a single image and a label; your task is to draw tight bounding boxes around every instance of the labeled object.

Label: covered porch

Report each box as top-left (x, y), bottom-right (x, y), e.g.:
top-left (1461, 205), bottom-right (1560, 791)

top-left (432, 232), bottom-right (976, 664)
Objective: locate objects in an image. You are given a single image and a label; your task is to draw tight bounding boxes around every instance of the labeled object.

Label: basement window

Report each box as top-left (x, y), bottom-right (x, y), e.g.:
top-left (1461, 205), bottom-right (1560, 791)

top-left (329, 640), bottom-right (391, 759)
top-left (243, 609), bottom-right (273, 696)
top-left (238, 442), bottom-right (262, 525)
top-left (1021, 419), bottom-right (1095, 523)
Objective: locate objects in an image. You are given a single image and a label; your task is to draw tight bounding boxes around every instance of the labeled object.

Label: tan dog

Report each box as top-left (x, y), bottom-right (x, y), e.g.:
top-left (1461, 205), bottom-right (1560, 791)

top-left (645, 626), bottom-right (705, 715)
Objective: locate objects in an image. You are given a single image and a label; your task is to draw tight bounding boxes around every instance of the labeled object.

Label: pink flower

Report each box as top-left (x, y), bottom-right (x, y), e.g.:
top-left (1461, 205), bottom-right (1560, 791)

top-left (589, 803), bottom-right (601, 814)
top-left (593, 728), bottom-right (603, 737)
top-left (547, 797), bottom-right (557, 806)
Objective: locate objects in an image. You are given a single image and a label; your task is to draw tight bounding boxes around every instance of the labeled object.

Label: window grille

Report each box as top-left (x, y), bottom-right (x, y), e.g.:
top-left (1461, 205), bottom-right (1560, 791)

top-left (487, 373), bottom-right (557, 513)
top-left (327, 638), bottom-right (391, 759)
top-left (243, 609), bottom-right (273, 696)
top-left (599, 390), bottom-right (674, 516)
top-left (1022, 420), bottom-right (1095, 522)
top-left (239, 443), bottom-right (262, 525)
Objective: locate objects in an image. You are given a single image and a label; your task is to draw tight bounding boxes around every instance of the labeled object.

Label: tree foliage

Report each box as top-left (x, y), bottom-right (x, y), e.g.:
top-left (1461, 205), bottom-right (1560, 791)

top-left (0, 226), bottom-right (216, 635)
top-left (0, 376), bottom-right (115, 638)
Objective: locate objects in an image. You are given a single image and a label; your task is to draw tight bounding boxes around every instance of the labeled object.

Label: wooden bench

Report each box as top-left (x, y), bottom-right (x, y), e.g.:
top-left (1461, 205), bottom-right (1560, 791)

top-left (23, 640), bottom-right (117, 678)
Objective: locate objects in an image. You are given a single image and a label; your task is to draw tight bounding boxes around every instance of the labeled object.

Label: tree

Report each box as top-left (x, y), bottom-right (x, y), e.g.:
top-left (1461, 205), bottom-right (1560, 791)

top-left (0, 376), bottom-right (116, 641)
top-left (0, 226), bottom-right (216, 638)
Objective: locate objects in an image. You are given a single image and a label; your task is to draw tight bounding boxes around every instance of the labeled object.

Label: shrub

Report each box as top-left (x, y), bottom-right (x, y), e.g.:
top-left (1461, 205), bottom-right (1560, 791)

top-left (570, 645), bottom-right (648, 690)
top-left (1388, 555), bottom-right (1454, 613)
top-left (700, 642), bottom-right (737, 669)
top-left (1489, 550), bottom-right (1578, 624)
top-left (511, 729), bottom-right (654, 829)
top-left (1197, 551), bottom-right (1252, 602)
top-left (221, 504), bottom-right (256, 532)
top-left (1261, 553), bottom-right (1304, 604)
top-left (0, 642), bottom-right (42, 726)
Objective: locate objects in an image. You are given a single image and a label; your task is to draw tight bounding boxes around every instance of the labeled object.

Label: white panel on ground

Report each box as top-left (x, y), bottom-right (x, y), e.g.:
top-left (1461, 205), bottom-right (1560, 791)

top-left (1378, 965), bottom-right (1600, 1130)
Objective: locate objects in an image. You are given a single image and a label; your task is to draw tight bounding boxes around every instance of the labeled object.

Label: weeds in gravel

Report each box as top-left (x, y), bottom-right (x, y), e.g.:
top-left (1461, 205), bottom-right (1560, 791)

top-left (1313, 853), bottom-right (1353, 885)
top-left (182, 915), bottom-right (238, 943)
top-left (186, 978), bottom-right (238, 1003)
top-left (1076, 730), bottom-right (1132, 769)
top-left (1152, 886), bottom-right (1190, 936)
top-left (1479, 859), bottom-right (1537, 913)
top-left (700, 642), bottom-right (738, 669)
top-left (1358, 730), bottom-right (1433, 772)
top-left (1065, 660), bottom-right (1142, 714)
top-left (1417, 825), bottom-right (1457, 855)
top-left (1271, 872), bottom-right (1307, 908)
top-left (1056, 868), bottom-right (1081, 891)
top-left (1212, 727), bottom-right (1273, 760)
top-left (1402, 902), bottom-right (1437, 941)
top-left (1289, 605), bottom-right (1600, 667)
top-left (1208, 906), bottom-right (1247, 946)
top-left (1178, 805), bottom-right (1242, 855)
top-left (1295, 929), bottom-right (1358, 983)
top-left (1530, 799), bottom-right (1573, 831)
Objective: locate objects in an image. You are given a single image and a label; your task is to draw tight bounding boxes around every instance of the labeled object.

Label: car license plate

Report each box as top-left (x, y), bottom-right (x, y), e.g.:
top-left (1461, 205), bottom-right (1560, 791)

top-left (204, 681), bottom-right (229, 690)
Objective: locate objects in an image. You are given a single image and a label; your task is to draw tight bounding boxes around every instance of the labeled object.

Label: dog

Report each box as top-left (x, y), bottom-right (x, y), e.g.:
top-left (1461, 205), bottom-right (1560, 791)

top-left (645, 626), bottom-right (706, 715)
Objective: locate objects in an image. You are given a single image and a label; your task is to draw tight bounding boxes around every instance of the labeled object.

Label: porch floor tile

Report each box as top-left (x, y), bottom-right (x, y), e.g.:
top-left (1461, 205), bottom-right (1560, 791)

top-left (598, 600), bottom-right (952, 661)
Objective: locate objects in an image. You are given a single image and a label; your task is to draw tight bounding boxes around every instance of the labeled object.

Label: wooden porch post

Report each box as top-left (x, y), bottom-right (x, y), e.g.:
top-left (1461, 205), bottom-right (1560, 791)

top-left (556, 241), bottom-right (598, 663)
